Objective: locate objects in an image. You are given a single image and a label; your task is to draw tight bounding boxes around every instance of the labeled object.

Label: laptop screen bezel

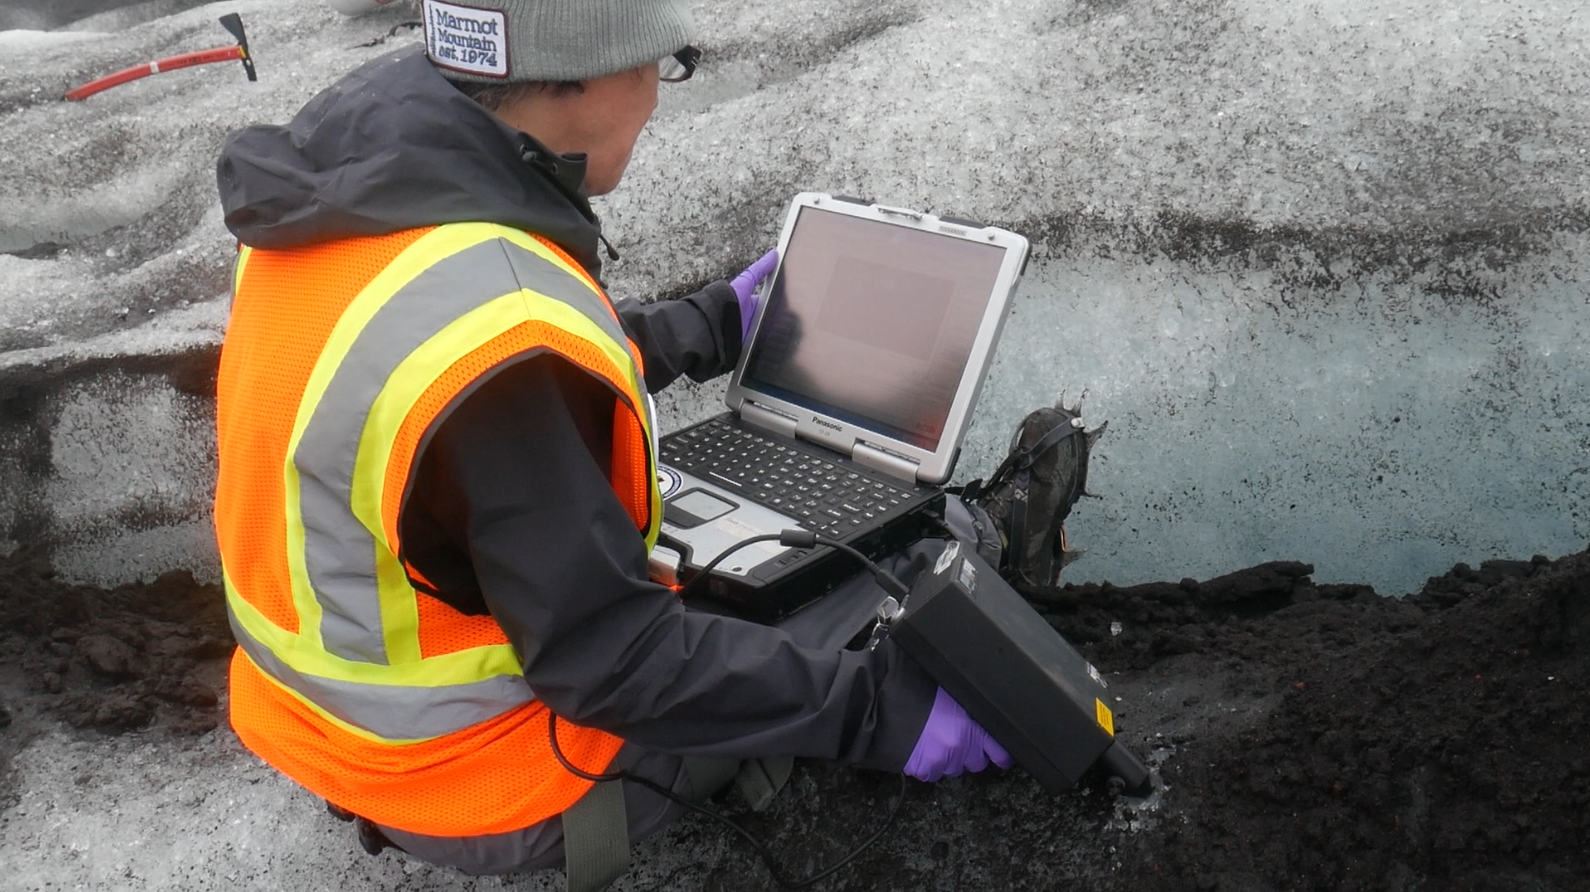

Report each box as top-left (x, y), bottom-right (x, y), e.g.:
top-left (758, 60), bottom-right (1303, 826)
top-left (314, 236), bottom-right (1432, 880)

top-left (723, 193), bottom-right (1029, 485)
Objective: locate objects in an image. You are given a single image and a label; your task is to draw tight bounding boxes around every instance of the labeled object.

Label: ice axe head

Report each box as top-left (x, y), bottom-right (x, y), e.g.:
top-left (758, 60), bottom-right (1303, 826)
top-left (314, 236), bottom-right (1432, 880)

top-left (219, 13), bottom-right (257, 81)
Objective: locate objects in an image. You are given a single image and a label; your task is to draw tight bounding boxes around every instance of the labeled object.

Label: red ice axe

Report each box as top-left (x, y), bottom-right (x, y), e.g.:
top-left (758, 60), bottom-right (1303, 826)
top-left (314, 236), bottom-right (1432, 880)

top-left (65, 13), bottom-right (257, 101)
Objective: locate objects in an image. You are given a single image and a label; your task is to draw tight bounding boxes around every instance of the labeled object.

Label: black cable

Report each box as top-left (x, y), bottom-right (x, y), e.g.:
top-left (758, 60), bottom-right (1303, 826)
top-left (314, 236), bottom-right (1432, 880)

top-left (548, 528), bottom-right (914, 887)
top-left (548, 712), bottom-right (908, 889)
top-left (674, 532), bottom-right (787, 602)
top-left (676, 530), bottom-right (910, 603)
top-left (775, 529), bottom-right (910, 600)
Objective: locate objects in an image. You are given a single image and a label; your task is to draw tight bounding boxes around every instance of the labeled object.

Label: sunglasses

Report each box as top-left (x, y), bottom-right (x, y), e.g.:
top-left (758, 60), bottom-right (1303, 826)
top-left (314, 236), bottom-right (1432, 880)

top-left (659, 46), bottom-right (701, 83)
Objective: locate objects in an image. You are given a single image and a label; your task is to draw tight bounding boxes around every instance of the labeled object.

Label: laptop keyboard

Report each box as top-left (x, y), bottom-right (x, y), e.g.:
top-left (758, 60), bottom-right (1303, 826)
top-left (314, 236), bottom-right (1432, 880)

top-left (660, 419), bottom-right (919, 540)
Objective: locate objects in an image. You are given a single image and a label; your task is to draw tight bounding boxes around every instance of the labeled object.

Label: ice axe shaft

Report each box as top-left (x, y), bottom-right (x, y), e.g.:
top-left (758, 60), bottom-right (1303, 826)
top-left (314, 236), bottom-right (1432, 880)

top-left (65, 13), bottom-right (255, 101)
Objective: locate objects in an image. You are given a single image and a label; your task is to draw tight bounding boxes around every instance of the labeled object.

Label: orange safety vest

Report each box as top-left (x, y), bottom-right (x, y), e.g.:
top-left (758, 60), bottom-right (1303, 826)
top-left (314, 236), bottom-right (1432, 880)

top-left (215, 223), bottom-right (663, 838)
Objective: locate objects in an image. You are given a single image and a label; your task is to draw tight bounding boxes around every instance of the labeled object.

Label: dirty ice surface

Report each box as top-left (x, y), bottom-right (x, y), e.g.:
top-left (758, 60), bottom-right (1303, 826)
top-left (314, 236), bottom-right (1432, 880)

top-left (2, 0), bottom-right (1590, 889)
top-left (4, 0), bottom-right (1590, 594)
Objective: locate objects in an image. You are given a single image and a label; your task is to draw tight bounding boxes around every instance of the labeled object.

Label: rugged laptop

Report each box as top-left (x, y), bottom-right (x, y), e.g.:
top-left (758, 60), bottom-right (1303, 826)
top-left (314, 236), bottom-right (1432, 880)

top-left (655, 193), bottom-right (1029, 620)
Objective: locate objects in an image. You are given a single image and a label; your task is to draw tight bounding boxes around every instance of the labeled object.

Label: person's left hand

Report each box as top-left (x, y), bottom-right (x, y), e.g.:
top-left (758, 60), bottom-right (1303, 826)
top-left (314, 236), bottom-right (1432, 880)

top-left (730, 249), bottom-right (779, 341)
top-left (903, 687), bottom-right (1014, 782)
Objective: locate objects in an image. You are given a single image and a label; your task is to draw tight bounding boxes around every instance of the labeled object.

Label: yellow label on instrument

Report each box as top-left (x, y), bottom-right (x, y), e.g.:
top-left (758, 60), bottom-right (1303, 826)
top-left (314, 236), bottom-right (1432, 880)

top-left (1095, 699), bottom-right (1115, 736)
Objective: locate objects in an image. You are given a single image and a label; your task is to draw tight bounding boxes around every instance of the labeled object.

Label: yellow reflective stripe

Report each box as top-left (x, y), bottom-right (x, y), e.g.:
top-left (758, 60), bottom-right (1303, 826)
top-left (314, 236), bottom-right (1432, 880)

top-left (233, 245), bottom-right (252, 294)
top-left (442, 225), bottom-right (662, 549)
top-left (281, 224), bottom-right (511, 651)
top-left (645, 473), bottom-right (663, 549)
top-left (353, 291), bottom-right (640, 675)
top-left (483, 230), bottom-right (660, 450)
top-left (226, 568), bottom-right (522, 689)
top-left (374, 545), bottom-right (421, 665)
top-left (254, 220), bottom-right (655, 690)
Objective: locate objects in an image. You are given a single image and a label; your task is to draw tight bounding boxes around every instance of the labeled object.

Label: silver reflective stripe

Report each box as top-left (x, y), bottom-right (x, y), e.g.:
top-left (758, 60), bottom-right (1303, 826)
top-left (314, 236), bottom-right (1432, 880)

top-left (296, 234), bottom-right (627, 663)
top-left (229, 608), bottom-right (534, 740)
top-left (495, 239), bottom-right (631, 350)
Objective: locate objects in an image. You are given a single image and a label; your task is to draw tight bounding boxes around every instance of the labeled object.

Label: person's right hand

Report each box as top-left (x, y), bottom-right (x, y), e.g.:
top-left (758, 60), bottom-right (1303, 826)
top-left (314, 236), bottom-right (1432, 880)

top-left (730, 249), bottom-right (779, 341)
top-left (903, 688), bottom-right (1013, 782)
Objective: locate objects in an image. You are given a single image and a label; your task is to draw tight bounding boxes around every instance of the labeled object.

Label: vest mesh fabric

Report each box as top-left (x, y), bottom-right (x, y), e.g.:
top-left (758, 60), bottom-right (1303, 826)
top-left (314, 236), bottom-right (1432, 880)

top-left (216, 229), bottom-right (428, 633)
top-left (230, 650), bottom-right (622, 836)
top-left (382, 319), bottom-right (652, 658)
top-left (414, 591), bottom-right (509, 659)
top-left (219, 227), bottom-right (643, 836)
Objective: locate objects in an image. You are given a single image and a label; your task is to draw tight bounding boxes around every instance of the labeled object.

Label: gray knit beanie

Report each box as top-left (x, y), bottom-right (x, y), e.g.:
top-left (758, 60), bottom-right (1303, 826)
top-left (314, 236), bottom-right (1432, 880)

top-left (420, 0), bottom-right (693, 83)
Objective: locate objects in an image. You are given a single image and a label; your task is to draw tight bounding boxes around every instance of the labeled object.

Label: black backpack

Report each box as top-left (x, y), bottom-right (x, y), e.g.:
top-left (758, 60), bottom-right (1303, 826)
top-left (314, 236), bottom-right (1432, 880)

top-left (962, 399), bottom-right (1105, 591)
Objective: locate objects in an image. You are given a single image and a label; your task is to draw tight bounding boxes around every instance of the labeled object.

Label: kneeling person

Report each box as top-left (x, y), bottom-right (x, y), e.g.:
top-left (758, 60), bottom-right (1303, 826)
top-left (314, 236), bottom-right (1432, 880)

top-left (214, 0), bottom-right (1008, 883)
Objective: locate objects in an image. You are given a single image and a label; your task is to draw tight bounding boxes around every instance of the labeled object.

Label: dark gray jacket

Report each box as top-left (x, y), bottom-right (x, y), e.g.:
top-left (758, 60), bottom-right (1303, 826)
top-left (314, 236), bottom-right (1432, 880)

top-left (215, 46), bottom-right (935, 772)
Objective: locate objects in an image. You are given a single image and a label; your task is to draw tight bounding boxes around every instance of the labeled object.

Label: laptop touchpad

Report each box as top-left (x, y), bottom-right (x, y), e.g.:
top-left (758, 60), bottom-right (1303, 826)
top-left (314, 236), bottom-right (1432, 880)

top-left (665, 489), bottom-right (737, 529)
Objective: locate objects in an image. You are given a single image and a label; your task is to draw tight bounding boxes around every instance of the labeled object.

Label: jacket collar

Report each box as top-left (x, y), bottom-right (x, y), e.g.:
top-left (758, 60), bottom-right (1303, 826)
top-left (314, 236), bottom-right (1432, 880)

top-left (217, 46), bottom-right (607, 279)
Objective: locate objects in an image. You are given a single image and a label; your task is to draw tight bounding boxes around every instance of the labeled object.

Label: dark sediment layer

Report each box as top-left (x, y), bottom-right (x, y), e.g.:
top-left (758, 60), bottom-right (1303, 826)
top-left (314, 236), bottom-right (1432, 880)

top-left (0, 545), bottom-right (1585, 891)
top-left (1054, 554), bottom-right (1590, 892)
top-left (681, 551), bottom-right (1590, 891)
top-left (0, 548), bottom-right (230, 741)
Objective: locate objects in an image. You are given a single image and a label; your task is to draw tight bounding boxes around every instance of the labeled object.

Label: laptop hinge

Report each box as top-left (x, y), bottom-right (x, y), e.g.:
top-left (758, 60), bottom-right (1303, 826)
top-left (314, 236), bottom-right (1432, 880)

top-left (740, 401), bottom-right (799, 439)
top-left (852, 441), bottom-right (921, 483)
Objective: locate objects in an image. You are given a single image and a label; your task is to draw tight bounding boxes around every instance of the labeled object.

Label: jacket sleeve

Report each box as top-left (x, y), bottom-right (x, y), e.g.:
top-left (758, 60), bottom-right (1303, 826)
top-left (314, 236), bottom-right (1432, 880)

top-left (612, 281), bottom-right (741, 392)
top-left (404, 354), bottom-right (936, 771)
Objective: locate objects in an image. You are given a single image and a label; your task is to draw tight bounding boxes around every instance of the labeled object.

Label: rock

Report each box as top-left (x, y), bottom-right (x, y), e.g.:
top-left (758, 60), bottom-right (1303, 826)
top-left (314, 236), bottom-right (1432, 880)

top-left (182, 636), bottom-right (234, 660)
top-left (87, 695), bottom-right (152, 731)
top-left (168, 680), bottom-right (218, 708)
top-left (77, 634), bottom-right (138, 678)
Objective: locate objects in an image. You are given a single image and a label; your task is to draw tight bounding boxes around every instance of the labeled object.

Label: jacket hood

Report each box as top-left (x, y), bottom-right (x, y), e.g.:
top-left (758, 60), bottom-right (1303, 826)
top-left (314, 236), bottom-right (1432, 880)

top-left (216, 45), bottom-right (605, 277)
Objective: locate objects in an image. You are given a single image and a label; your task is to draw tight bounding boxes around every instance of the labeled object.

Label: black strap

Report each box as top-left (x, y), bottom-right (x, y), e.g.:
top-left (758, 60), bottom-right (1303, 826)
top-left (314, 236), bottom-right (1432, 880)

top-left (355, 817), bottom-right (394, 857)
top-left (1016, 418), bottom-right (1084, 470)
top-left (562, 779), bottom-right (630, 892)
top-left (733, 756), bottom-right (794, 813)
top-left (1006, 468), bottom-right (1030, 573)
top-left (327, 800), bottom-right (400, 858)
top-left (970, 419), bottom-right (1084, 502)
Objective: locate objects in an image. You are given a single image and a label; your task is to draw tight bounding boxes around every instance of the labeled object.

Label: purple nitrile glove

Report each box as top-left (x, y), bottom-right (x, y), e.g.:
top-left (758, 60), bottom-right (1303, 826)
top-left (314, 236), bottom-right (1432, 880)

top-left (903, 688), bottom-right (1014, 782)
top-left (730, 249), bottom-right (779, 341)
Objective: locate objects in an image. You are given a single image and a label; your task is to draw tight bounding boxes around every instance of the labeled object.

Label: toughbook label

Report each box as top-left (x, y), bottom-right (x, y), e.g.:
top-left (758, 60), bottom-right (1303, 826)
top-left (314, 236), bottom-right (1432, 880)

top-left (423, 0), bottom-right (508, 78)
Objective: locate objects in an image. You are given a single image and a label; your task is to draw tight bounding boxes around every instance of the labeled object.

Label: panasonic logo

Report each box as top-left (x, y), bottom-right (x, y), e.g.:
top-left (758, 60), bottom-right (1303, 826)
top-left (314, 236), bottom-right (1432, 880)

top-left (812, 417), bottom-right (844, 432)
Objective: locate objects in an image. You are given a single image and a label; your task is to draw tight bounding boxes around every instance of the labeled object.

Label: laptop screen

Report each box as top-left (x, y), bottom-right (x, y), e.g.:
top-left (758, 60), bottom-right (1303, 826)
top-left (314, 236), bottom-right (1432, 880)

top-left (741, 206), bottom-right (1010, 451)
